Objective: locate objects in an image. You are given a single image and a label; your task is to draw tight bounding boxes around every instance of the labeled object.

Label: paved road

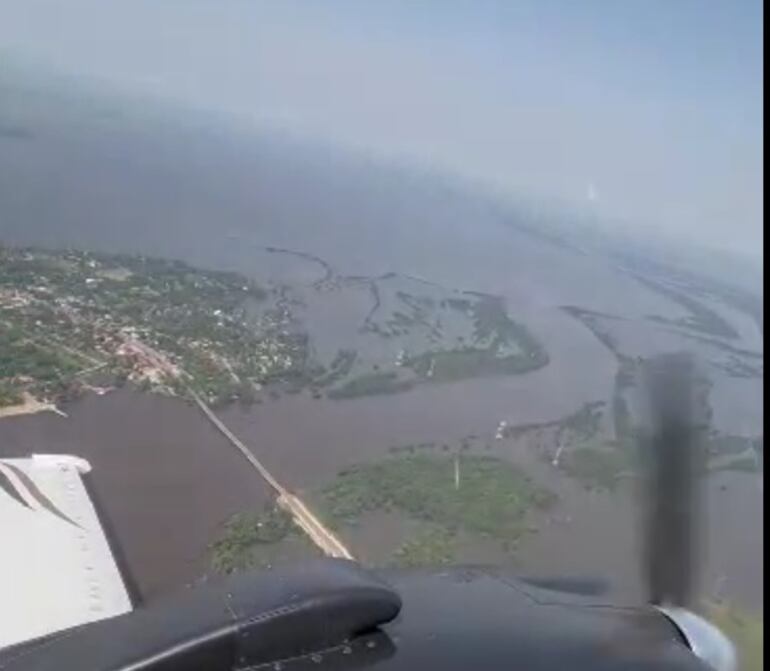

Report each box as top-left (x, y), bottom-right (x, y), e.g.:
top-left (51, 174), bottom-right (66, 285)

top-left (192, 392), bottom-right (354, 560)
top-left (126, 337), bottom-right (354, 560)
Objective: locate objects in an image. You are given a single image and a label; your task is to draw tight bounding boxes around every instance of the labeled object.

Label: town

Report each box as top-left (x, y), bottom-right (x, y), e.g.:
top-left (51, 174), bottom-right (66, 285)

top-left (0, 246), bottom-right (306, 410)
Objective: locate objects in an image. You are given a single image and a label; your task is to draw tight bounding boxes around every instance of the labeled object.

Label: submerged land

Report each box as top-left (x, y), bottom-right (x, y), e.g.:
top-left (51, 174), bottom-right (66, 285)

top-left (0, 243), bottom-right (762, 598)
top-left (0, 70), bottom-right (763, 635)
top-left (0, 245), bottom-right (549, 409)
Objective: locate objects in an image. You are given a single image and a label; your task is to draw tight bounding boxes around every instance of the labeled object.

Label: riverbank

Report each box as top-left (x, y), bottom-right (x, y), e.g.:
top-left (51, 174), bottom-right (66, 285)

top-left (0, 392), bottom-right (65, 418)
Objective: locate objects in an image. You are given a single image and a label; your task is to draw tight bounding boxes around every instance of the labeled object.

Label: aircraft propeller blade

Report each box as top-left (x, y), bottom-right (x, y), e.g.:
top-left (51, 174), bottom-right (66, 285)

top-left (638, 351), bottom-right (705, 608)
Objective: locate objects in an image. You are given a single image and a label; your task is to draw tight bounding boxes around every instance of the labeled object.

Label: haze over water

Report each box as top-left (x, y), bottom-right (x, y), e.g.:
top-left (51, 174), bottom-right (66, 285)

top-left (0, 0), bottom-right (762, 612)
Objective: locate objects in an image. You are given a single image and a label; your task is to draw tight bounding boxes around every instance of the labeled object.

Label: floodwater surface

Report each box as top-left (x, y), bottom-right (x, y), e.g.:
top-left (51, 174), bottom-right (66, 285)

top-left (0, 74), bottom-right (763, 613)
top-left (0, 391), bottom-right (269, 601)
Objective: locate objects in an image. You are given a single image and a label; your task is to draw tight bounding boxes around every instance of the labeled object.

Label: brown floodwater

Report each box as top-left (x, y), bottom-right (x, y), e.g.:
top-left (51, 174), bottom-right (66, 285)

top-left (0, 311), bottom-right (761, 612)
top-left (220, 386), bottom-right (763, 611)
top-left (512, 450), bottom-right (764, 611)
top-left (0, 82), bottom-right (762, 613)
top-left (0, 390), bottom-right (269, 602)
top-left (217, 298), bottom-right (617, 489)
top-left (1, 385), bottom-right (761, 611)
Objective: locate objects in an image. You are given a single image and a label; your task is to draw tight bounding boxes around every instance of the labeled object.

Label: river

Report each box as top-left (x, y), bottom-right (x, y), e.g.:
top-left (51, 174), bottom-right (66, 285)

top-left (0, 74), bottom-right (763, 612)
top-left (0, 386), bottom-right (761, 610)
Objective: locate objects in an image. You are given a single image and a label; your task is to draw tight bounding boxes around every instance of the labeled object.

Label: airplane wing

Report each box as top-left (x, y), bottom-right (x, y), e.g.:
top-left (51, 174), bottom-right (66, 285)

top-left (0, 454), bottom-right (133, 649)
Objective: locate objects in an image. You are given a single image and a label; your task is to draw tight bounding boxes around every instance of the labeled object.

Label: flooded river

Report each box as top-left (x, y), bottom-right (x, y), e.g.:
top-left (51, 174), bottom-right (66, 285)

top-left (220, 387), bottom-right (763, 611)
top-left (0, 77), bottom-right (763, 612)
top-left (0, 385), bottom-right (760, 610)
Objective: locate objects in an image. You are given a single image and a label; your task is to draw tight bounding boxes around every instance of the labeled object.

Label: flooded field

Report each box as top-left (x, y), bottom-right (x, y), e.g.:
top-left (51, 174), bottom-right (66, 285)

top-left (710, 378), bottom-right (765, 437)
top-left (0, 77), bottom-right (763, 614)
top-left (513, 461), bottom-right (764, 611)
top-left (219, 354), bottom-right (609, 492)
top-left (1, 381), bottom-right (758, 609)
top-left (219, 387), bottom-right (763, 610)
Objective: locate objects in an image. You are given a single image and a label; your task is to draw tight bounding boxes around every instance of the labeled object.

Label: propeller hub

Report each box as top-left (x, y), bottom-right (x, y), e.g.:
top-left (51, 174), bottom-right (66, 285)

top-left (655, 606), bottom-right (737, 671)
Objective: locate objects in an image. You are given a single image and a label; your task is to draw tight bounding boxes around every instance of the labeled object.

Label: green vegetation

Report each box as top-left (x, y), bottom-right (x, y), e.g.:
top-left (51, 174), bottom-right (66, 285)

top-left (708, 435), bottom-right (762, 473)
top-left (319, 455), bottom-right (554, 545)
top-left (561, 309), bottom-right (638, 449)
top-left (403, 296), bottom-right (548, 384)
top-left (390, 526), bottom-right (456, 567)
top-left (209, 502), bottom-right (300, 574)
top-left (408, 345), bottom-right (547, 383)
top-left (0, 324), bottom-right (83, 402)
top-left (711, 456), bottom-right (760, 474)
top-left (503, 401), bottom-right (605, 443)
top-left (613, 391), bottom-right (634, 448)
top-left (327, 371), bottom-right (415, 399)
top-left (0, 380), bottom-right (23, 406)
top-left (501, 401), bottom-right (642, 492)
top-left (176, 349), bottom-right (241, 406)
top-left (0, 328), bottom-right (81, 380)
top-left (357, 289), bottom-right (548, 395)
top-left (388, 441), bottom-right (437, 456)
top-left (708, 434), bottom-right (762, 457)
top-left (561, 445), bottom-right (632, 491)
top-left (312, 349), bottom-right (357, 388)
top-left (558, 413), bottom-right (750, 490)
top-left (212, 460), bottom-right (532, 573)
top-left (0, 246), bottom-right (306, 404)
top-left (470, 295), bottom-right (528, 346)
top-left (561, 401), bottom-right (604, 440)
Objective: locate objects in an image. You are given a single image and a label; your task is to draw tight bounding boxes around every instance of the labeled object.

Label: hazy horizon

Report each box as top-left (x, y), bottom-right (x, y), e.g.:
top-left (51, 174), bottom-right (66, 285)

top-left (0, 0), bottom-right (763, 258)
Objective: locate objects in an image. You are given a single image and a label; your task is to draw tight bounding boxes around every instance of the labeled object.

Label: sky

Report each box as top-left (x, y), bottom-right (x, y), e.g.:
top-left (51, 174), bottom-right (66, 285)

top-left (0, 0), bottom-right (763, 256)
